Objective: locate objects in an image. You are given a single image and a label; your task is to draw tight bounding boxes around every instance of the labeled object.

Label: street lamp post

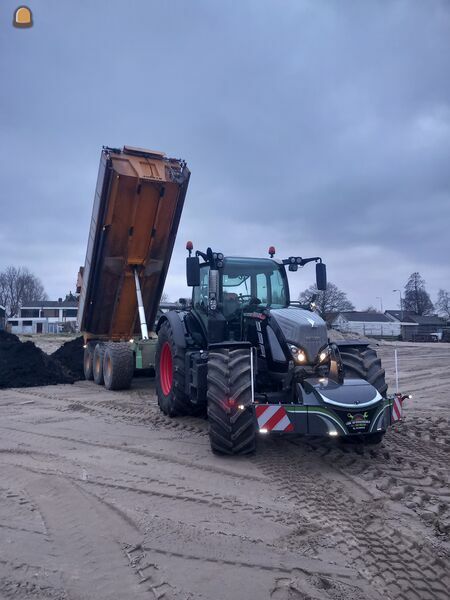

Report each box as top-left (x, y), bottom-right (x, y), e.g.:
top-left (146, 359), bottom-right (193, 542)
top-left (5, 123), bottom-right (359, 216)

top-left (376, 296), bottom-right (383, 313)
top-left (393, 289), bottom-right (403, 321)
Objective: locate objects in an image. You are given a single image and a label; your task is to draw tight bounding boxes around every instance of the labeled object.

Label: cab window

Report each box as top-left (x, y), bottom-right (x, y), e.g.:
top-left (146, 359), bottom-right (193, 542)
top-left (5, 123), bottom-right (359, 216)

top-left (192, 265), bottom-right (209, 313)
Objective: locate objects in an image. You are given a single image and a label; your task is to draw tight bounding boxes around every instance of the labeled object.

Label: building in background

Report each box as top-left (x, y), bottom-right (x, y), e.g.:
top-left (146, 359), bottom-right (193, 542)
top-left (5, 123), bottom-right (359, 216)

top-left (386, 313), bottom-right (447, 342)
top-left (0, 305), bottom-right (5, 331)
top-left (331, 311), bottom-right (400, 338)
top-left (7, 299), bottom-right (78, 334)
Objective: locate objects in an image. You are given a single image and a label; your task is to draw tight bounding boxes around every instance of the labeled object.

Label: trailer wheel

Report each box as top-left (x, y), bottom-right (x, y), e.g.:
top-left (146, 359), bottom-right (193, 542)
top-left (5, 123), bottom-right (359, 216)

top-left (83, 342), bottom-right (95, 381)
top-left (207, 348), bottom-right (256, 455)
top-left (340, 346), bottom-right (388, 396)
top-left (93, 343), bottom-right (106, 385)
top-left (156, 321), bottom-right (190, 417)
top-left (103, 343), bottom-right (134, 390)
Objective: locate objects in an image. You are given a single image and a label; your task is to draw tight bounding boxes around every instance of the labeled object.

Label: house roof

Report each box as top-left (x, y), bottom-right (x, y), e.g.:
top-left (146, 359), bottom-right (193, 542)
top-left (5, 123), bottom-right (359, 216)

top-left (335, 311), bottom-right (392, 323)
top-left (21, 300), bottom-right (78, 308)
top-left (384, 310), bottom-right (416, 322)
top-left (403, 314), bottom-right (446, 325)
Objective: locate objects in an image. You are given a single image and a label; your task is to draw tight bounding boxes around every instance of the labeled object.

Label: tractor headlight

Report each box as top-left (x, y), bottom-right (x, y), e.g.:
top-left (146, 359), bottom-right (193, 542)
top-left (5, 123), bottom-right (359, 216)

top-left (289, 344), bottom-right (307, 363)
top-left (318, 346), bottom-right (330, 363)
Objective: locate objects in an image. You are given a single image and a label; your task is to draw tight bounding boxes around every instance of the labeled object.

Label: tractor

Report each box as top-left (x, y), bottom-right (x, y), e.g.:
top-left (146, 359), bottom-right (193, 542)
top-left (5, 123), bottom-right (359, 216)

top-left (155, 244), bottom-right (395, 455)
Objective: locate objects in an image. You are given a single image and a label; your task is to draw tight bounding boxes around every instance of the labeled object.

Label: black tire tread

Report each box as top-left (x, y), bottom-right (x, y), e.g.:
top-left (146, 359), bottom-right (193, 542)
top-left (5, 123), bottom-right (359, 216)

top-left (207, 348), bottom-right (256, 455)
top-left (83, 343), bottom-right (95, 381)
top-left (340, 346), bottom-right (388, 396)
top-left (103, 343), bottom-right (134, 391)
top-left (93, 343), bottom-right (106, 385)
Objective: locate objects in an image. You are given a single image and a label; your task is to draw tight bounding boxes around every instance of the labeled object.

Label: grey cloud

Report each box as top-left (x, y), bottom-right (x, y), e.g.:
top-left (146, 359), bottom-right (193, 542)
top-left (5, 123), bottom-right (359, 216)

top-left (0, 0), bottom-right (449, 310)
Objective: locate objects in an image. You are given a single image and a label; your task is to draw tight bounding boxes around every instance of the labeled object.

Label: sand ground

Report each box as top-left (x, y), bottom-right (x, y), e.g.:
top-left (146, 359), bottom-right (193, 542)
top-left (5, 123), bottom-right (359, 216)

top-left (0, 341), bottom-right (449, 600)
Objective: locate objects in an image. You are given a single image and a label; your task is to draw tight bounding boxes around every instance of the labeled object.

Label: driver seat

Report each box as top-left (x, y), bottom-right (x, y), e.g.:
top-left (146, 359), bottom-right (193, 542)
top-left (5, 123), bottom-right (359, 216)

top-left (223, 292), bottom-right (240, 319)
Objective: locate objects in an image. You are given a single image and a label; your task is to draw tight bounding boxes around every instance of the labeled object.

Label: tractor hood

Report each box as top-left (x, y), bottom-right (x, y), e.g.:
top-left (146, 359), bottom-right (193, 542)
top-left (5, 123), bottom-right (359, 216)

top-left (270, 307), bottom-right (328, 362)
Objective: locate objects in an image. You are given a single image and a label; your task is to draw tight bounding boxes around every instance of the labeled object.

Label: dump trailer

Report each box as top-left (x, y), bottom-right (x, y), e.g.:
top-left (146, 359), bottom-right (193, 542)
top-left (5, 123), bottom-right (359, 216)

top-left (78, 145), bottom-right (190, 390)
top-left (154, 244), bottom-right (409, 454)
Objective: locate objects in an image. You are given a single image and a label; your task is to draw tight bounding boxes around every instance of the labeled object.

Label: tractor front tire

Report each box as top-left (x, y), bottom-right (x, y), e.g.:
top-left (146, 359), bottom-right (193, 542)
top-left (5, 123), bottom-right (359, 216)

top-left (207, 348), bottom-right (256, 455)
top-left (156, 321), bottom-right (190, 417)
top-left (93, 343), bottom-right (106, 385)
top-left (83, 342), bottom-right (95, 381)
top-left (340, 346), bottom-right (388, 396)
top-left (103, 343), bottom-right (134, 391)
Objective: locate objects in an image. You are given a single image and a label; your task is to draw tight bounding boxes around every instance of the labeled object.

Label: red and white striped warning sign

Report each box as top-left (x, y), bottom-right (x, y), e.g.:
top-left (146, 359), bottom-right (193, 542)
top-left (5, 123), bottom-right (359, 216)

top-left (391, 394), bottom-right (403, 422)
top-left (255, 405), bottom-right (294, 432)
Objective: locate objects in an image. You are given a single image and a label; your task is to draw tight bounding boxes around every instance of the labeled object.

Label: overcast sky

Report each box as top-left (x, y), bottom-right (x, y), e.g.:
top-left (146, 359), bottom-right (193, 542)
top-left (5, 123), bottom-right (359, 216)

top-left (1, 0), bottom-right (449, 311)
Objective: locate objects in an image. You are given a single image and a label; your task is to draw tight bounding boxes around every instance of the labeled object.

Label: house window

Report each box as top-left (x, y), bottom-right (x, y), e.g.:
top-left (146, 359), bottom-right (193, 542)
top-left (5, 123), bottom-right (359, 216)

top-left (63, 309), bottom-right (78, 317)
top-left (20, 309), bottom-right (40, 318)
top-left (22, 320), bottom-right (33, 326)
top-left (9, 320), bottom-right (18, 326)
top-left (42, 309), bottom-right (59, 317)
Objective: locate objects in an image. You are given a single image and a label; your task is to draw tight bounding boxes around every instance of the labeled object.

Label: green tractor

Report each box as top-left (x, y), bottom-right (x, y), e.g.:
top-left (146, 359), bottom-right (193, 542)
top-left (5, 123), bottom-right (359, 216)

top-left (155, 243), bottom-right (398, 455)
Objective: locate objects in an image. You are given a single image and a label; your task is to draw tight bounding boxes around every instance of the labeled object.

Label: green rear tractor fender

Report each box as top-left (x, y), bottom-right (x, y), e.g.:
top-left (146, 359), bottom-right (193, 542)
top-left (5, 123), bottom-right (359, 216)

top-left (156, 311), bottom-right (187, 348)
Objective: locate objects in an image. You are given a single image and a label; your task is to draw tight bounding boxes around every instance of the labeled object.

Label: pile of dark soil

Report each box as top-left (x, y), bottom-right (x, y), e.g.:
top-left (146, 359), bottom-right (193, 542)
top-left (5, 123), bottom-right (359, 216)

top-left (52, 336), bottom-right (85, 380)
top-left (0, 330), bottom-right (75, 389)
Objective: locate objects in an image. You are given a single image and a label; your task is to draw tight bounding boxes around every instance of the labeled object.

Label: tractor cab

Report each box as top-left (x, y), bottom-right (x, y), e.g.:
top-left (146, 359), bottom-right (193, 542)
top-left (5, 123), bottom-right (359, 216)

top-left (186, 244), bottom-right (327, 347)
top-left (191, 256), bottom-right (290, 343)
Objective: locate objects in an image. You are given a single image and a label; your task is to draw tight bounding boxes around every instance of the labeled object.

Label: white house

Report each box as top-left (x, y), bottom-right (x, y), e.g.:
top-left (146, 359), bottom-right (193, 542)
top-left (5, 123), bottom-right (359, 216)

top-left (7, 300), bottom-right (78, 334)
top-left (332, 311), bottom-right (400, 337)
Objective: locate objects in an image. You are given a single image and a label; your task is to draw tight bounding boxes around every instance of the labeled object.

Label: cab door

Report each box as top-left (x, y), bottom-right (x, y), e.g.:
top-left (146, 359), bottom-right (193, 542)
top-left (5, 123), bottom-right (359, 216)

top-left (192, 265), bottom-right (210, 334)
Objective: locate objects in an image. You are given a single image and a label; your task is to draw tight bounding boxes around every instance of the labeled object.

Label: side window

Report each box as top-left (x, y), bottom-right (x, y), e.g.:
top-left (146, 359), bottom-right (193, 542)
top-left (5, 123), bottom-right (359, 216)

top-left (256, 273), bottom-right (268, 304)
top-left (193, 266), bottom-right (209, 312)
top-left (270, 270), bottom-right (286, 306)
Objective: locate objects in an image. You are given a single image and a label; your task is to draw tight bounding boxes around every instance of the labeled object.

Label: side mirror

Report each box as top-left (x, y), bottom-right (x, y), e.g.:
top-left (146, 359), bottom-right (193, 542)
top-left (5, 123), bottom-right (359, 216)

top-left (186, 256), bottom-right (200, 287)
top-left (316, 263), bottom-right (327, 291)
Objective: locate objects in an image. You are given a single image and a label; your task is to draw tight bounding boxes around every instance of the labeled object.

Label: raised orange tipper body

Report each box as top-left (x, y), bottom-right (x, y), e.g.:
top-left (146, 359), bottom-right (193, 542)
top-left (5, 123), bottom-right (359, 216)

top-left (78, 146), bottom-right (190, 390)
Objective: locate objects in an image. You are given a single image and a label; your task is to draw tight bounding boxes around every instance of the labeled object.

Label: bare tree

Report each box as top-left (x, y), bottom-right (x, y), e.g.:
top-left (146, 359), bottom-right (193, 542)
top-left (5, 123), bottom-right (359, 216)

top-left (403, 272), bottom-right (434, 316)
top-left (298, 281), bottom-right (354, 317)
top-left (364, 305), bottom-right (378, 313)
top-left (160, 292), bottom-right (169, 303)
top-left (436, 289), bottom-right (450, 319)
top-left (0, 266), bottom-right (47, 318)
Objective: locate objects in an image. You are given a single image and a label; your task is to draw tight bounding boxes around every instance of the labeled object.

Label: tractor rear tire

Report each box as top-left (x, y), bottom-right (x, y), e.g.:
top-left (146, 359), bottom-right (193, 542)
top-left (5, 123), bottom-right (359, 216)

top-left (340, 346), bottom-right (388, 396)
top-left (156, 321), bottom-right (191, 417)
top-left (103, 343), bottom-right (134, 391)
top-left (93, 343), bottom-right (106, 385)
top-left (83, 342), bottom-right (95, 381)
top-left (207, 348), bottom-right (256, 455)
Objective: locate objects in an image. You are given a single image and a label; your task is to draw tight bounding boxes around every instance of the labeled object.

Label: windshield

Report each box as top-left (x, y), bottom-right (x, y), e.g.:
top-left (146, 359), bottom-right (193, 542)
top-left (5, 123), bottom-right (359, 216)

top-left (221, 258), bottom-right (288, 317)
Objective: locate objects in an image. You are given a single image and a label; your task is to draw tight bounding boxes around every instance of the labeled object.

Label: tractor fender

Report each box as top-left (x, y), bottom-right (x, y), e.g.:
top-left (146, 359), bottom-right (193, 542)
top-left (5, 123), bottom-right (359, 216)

top-left (156, 311), bottom-right (187, 349)
top-left (333, 340), bottom-right (370, 349)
